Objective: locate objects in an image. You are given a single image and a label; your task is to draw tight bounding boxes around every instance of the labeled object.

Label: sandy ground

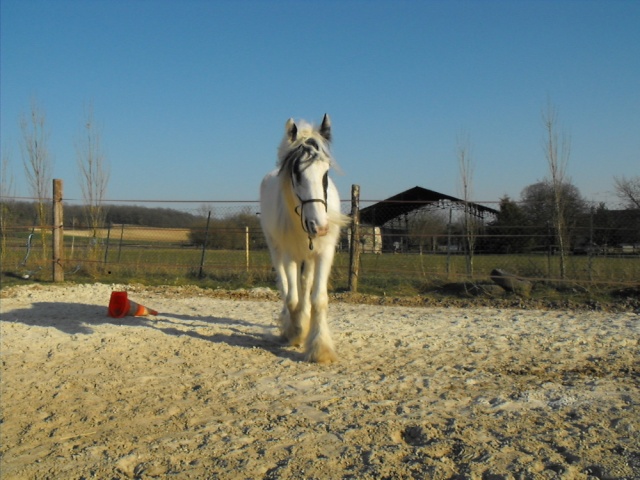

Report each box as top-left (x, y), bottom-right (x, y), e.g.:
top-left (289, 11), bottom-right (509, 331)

top-left (1, 283), bottom-right (639, 480)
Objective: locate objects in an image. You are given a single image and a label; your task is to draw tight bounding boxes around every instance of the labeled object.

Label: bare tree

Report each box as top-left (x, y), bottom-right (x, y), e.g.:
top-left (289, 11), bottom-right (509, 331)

top-left (197, 203), bottom-right (215, 219)
top-left (613, 175), bottom-right (640, 209)
top-left (0, 146), bottom-right (14, 197)
top-left (457, 132), bottom-right (477, 277)
top-left (77, 104), bottom-right (110, 238)
top-left (407, 208), bottom-right (447, 255)
top-left (0, 146), bottom-right (15, 262)
top-left (542, 100), bottom-right (571, 279)
top-left (20, 98), bottom-right (52, 259)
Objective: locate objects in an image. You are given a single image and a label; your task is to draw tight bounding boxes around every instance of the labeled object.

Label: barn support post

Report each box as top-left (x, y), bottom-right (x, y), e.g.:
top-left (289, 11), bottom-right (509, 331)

top-left (348, 184), bottom-right (361, 292)
top-left (52, 179), bottom-right (64, 282)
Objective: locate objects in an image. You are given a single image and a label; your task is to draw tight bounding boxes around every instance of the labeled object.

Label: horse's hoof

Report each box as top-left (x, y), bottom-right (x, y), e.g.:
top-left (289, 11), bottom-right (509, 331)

top-left (306, 347), bottom-right (338, 364)
top-left (281, 327), bottom-right (306, 347)
top-left (289, 337), bottom-right (304, 348)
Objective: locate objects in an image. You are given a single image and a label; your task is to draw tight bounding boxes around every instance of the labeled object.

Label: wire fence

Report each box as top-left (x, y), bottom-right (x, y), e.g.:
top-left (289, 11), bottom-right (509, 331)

top-left (1, 194), bottom-right (639, 297)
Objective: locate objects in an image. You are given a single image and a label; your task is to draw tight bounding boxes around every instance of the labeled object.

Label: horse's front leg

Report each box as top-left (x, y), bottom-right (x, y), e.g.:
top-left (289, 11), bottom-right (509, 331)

top-left (305, 250), bottom-right (338, 364)
top-left (281, 258), bottom-right (311, 346)
top-left (274, 256), bottom-right (293, 343)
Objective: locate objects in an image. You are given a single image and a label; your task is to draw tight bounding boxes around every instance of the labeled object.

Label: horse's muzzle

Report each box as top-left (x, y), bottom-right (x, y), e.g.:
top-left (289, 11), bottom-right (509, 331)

top-left (306, 221), bottom-right (329, 238)
top-left (316, 226), bottom-right (329, 237)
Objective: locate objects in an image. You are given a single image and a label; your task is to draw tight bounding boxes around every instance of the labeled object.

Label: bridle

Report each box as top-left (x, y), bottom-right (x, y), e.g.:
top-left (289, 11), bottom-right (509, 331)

top-left (281, 137), bottom-right (331, 250)
top-left (292, 169), bottom-right (328, 251)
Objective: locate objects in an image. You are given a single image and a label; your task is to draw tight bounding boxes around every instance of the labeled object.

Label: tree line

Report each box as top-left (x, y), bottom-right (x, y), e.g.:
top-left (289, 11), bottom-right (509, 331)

top-left (188, 210), bottom-right (265, 249)
top-left (2, 201), bottom-right (204, 229)
top-left (400, 179), bottom-right (639, 255)
top-left (483, 185), bottom-right (640, 254)
top-left (0, 199), bottom-right (266, 249)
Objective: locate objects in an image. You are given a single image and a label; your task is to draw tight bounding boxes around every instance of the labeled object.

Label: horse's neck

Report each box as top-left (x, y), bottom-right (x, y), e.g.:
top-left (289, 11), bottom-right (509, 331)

top-left (279, 174), bottom-right (299, 219)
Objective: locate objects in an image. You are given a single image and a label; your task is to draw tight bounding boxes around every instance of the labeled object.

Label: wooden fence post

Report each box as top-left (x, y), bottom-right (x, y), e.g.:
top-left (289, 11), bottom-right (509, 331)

top-left (52, 179), bottom-right (64, 282)
top-left (245, 226), bottom-right (250, 272)
top-left (198, 211), bottom-right (211, 278)
top-left (103, 223), bottom-right (112, 265)
top-left (446, 207), bottom-right (452, 279)
top-left (348, 184), bottom-right (361, 292)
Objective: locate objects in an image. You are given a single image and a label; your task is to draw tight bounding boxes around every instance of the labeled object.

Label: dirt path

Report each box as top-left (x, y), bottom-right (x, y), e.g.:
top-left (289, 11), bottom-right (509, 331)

top-left (1, 283), bottom-right (639, 479)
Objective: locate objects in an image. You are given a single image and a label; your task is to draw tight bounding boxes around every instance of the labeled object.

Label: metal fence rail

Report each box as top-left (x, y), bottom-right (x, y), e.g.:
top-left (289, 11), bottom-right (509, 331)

top-left (1, 194), bottom-right (638, 295)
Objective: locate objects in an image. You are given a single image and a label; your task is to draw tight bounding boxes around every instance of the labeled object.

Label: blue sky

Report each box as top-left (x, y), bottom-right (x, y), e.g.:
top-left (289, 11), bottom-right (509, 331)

top-left (2, 0), bottom-right (639, 208)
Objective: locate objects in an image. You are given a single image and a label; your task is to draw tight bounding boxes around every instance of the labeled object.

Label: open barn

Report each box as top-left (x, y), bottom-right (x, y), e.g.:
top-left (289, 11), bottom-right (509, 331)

top-left (358, 186), bottom-right (499, 253)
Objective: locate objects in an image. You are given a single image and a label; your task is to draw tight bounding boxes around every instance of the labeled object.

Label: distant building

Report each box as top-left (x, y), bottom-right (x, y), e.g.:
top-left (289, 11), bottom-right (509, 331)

top-left (357, 186), bottom-right (498, 253)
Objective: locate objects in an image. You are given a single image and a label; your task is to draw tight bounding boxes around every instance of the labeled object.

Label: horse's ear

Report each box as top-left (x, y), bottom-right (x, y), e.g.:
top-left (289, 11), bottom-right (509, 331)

top-left (285, 118), bottom-right (297, 142)
top-left (320, 114), bottom-right (331, 142)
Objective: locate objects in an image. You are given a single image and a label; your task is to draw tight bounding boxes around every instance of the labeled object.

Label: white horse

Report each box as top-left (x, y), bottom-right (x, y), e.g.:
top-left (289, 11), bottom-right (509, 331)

top-left (260, 114), bottom-right (347, 363)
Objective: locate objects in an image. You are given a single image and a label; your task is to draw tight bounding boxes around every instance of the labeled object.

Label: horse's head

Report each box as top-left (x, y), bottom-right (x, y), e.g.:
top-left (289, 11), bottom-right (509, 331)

top-left (278, 114), bottom-right (333, 240)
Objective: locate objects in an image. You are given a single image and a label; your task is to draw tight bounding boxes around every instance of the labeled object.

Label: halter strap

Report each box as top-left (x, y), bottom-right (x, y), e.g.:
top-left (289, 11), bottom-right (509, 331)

top-left (293, 188), bottom-right (328, 250)
top-left (294, 197), bottom-right (328, 219)
top-left (295, 197), bottom-right (327, 251)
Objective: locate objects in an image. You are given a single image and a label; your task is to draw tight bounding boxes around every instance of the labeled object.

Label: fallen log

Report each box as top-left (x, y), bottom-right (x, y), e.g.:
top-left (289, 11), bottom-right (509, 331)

top-left (490, 269), bottom-right (533, 297)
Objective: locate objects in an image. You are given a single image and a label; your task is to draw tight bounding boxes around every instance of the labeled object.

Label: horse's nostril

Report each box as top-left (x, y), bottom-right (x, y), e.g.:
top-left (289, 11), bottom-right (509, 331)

top-left (306, 220), bottom-right (317, 234)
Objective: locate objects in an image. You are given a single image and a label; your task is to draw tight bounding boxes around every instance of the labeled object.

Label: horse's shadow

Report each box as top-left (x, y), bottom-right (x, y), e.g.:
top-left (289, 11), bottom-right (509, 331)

top-left (2, 302), bottom-right (299, 361)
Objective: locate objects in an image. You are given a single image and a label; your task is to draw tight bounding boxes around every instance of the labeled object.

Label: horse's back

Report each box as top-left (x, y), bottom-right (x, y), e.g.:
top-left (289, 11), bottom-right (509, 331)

top-left (259, 169), bottom-right (278, 233)
top-left (259, 169), bottom-right (278, 208)
top-left (260, 169), bottom-right (296, 250)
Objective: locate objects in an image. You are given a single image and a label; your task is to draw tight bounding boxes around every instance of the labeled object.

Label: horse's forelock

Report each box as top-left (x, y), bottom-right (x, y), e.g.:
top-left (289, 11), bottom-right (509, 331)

top-left (277, 122), bottom-right (333, 175)
top-left (278, 146), bottom-right (302, 177)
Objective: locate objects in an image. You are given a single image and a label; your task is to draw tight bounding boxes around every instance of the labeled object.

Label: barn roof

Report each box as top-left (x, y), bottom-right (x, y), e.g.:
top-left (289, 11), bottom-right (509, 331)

top-left (358, 186), bottom-right (498, 226)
